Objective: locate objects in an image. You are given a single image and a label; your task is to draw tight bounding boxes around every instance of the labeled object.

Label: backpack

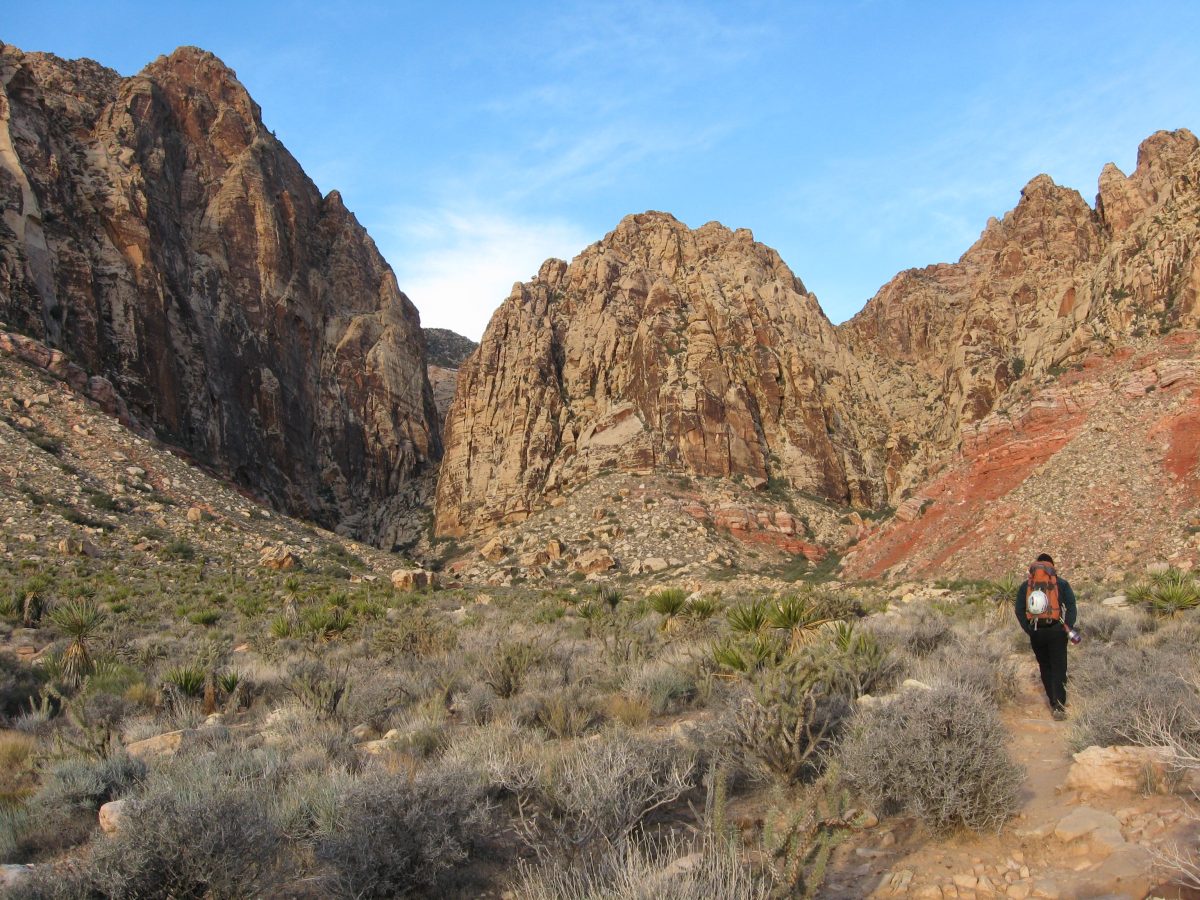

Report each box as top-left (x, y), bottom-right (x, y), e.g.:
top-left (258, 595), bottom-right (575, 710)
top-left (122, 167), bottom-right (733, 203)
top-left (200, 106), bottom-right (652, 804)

top-left (1025, 562), bottom-right (1061, 623)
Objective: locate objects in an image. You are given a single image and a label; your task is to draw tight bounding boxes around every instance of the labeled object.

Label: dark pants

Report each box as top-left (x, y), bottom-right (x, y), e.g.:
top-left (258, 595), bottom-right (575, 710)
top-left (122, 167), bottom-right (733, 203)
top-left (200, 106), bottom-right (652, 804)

top-left (1029, 626), bottom-right (1068, 711)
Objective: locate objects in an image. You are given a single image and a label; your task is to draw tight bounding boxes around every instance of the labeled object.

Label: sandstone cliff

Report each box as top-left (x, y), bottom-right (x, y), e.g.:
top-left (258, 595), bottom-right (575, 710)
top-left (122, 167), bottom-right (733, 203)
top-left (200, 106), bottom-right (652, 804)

top-left (435, 212), bottom-right (890, 536)
top-left (438, 131), bottom-right (1200, 544)
top-left (842, 128), bottom-right (1200, 500)
top-left (0, 44), bottom-right (440, 548)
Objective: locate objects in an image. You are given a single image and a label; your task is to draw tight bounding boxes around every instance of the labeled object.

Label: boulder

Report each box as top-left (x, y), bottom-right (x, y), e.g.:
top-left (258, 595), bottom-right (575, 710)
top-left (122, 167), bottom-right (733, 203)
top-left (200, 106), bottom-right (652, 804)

top-left (1054, 806), bottom-right (1122, 843)
top-left (642, 557), bottom-right (670, 573)
top-left (127, 729), bottom-right (194, 759)
top-left (58, 536), bottom-right (100, 558)
top-left (519, 550), bottom-right (550, 568)
top-left (1065, 744), bottom-right (1188, 795)
top-left (259, 545), bottom-right (302, 570)
top-left (575, 550), bottom-right (616, 574)
top-left (0, 865), bottom-right (34, 890)
top-left (99, 799), bottom-right (132, 833)
top-left (390, 568), bottom-right (437, 591)
top-left (545, 539), bottom-right (564, 560)
top-left (479, 538), bottom-right (509, 563)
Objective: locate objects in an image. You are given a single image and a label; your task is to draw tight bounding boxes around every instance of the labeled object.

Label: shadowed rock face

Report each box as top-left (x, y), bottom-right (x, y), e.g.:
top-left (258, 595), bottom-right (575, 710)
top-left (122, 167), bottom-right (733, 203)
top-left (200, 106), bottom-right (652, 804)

top-left (0, 44), bottom-right (440, 548)
top-left (434, 212), bottom-right (890, 537)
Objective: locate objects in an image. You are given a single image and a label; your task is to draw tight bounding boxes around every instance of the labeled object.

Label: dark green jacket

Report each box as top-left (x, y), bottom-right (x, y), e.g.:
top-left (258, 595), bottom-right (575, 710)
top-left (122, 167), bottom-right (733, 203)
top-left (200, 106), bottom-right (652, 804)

top-left (1015, 574), bottom-right (1077, 635)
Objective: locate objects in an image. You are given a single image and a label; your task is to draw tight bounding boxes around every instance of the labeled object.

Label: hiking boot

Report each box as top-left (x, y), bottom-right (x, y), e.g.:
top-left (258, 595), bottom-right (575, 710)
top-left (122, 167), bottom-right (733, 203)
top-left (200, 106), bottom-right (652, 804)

top-left (1052, 708), bottom-right (1068, 721)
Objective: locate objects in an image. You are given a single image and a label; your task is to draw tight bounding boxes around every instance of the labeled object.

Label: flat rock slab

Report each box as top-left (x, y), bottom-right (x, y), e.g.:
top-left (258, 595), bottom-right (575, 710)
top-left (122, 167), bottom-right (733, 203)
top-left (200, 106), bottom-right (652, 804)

top-left (1055, 806), bottom-right (1122, 842)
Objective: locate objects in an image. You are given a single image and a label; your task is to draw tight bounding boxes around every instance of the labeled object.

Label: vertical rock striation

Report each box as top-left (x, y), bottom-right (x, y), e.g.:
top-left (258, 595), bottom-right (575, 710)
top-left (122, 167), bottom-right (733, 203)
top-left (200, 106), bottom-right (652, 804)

top-left (0, 44), bottom-right (439, 547)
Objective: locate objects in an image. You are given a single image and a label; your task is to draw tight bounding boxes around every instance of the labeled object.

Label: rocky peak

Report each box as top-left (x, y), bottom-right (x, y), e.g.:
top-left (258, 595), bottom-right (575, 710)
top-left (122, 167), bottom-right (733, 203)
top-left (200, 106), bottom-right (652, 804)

top-left (1097, 128), bottom-right (1199, 235)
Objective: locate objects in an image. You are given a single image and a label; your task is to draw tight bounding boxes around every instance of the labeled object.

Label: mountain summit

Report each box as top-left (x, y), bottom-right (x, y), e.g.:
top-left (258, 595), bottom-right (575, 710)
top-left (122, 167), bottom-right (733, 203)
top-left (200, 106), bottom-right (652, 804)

top-left (0, 44), bottom-right (440, 548)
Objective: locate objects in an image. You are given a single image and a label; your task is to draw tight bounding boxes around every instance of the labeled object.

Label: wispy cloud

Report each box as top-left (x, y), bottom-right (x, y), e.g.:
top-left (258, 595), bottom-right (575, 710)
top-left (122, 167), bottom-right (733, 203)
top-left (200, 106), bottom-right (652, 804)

top-left (382, 207), bottom-right (592, 341)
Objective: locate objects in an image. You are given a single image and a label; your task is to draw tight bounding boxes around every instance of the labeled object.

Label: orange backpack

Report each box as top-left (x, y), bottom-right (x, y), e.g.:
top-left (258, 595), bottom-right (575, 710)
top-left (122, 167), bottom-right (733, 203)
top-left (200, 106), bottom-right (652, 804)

top-left (1025, 562), bottom-right (1062, 623)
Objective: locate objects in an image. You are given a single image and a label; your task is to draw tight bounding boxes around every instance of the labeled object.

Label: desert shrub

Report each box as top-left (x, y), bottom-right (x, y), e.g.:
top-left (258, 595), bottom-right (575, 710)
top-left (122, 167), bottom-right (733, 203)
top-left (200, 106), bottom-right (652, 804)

top-left (524, 685), bottom-right (602, 739)
top-left (604, 693), bottom-right (651, 728)
top-left (451, 682), bottom-right (496, 726)
top-left (484, 640), bottom-right (542, 698)
top-left (806, 588), bottom-right (866, 622)
top-left (916, 632), bottom-right (1017, 705)
top-left (161, 664), bottom-right (204, 698)
top-left (840, 683), bottom-right (1022, 832)
top-left (810, 622), bottom-right (899, 699)
top-left (273, 769), bottom-right (353, 842)
top-left (314, 765), bottom-right (491, 898)
top-left (492, 729), bottom-right (698, 860)
top-left (730, 662), bottom-right (850, 784)
top-left (1068, 644), bottom-right (1200, 751)
top-left (260, 704), bottom-right (361, 775)
top-left (727, 599), bottom-right (770, 635)
top-left (338, 670), bottom-right (411, 731)
top-left (883, 606), bottom-right (953, 659)
top-left (625, 658), bottom-right (697, 715)
top-left (158, 539), bottom-right (196, 561)
top-left (1078, 605), bottom-right (1148, 643)
top-left (1, 753), bottom-right (145, 864)
top-left (514, 833), bottom-right (771, 899)
top-left (684, 595), bottom-right (720, 622)
top-left (647, 588), bottom-right (688, 630)
top-left (285, 660), bottom-right (350, 720)
top-left (72, 784), bottom-right (283, 897)
top-left (0, 653), bottom-right (44, 716)
top-left (710, 634), bottom-right (786, 675)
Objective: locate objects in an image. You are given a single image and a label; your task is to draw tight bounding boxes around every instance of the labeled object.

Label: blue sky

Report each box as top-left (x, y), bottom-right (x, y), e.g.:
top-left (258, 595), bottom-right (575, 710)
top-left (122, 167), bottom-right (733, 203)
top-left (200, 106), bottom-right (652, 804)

top-left (7, 1), bottom-right (1200, 340)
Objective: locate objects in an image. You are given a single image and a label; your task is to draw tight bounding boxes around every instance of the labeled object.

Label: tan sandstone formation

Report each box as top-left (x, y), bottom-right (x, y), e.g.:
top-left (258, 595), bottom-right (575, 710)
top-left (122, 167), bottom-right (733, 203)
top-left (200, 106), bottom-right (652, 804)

top-left (0, 44), bottom-right (439, 548)
top-left (438, 130), bottom-right (1200, 545)
top-left (434, 212), bottom-right (891, 536)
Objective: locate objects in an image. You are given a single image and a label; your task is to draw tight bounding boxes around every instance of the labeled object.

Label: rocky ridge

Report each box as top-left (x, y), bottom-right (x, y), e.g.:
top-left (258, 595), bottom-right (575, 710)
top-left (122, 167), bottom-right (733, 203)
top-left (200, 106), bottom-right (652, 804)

top-left (0, 43), bottom-right (440, 549)
top-left (438, 130), bottom-right (1200, 583)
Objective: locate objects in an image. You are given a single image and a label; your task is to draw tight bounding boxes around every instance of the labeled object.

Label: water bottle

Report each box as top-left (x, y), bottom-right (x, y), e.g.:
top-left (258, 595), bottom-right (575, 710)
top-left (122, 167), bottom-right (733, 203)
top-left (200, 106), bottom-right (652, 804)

top-left (1067, 625), bottom-right (1082, 645)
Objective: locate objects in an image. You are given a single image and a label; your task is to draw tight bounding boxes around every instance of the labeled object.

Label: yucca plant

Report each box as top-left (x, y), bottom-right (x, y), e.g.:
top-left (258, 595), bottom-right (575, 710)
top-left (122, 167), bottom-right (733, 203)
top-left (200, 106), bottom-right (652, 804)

top-left (768, 595), bottom-right (833, 650)
top-left (599, 586), bottom-right (626, 612)
top-left (727, 599), bottom-right (770, 635)
top-left (302, 605), bottom-right (352, 639)
top-left (686, 596), bottom-right (721, 622)
top-left (1129, 568), bottom-right (1200, 616)
top-left (711, 635), bottom-right (783, 676)
top-left (163, 665), bottom-right (206, 698)
top-left (48, 599), bottom-right (106, 689)
top-left (217, 670), bottom-right (241, 696)
top-left (648, 588), bottom-right (689, 631)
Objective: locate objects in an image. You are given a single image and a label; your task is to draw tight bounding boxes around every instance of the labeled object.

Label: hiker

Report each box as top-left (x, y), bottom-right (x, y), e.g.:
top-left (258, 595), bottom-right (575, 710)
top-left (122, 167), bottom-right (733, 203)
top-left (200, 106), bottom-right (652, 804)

top-left (1015, 553), bottom-right (1078, 720)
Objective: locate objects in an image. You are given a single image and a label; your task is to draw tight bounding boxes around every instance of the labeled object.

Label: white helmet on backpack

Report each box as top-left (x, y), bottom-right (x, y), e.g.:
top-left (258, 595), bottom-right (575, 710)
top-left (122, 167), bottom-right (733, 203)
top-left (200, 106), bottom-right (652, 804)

top-left (1027, 589), bottom-right (1049, 616)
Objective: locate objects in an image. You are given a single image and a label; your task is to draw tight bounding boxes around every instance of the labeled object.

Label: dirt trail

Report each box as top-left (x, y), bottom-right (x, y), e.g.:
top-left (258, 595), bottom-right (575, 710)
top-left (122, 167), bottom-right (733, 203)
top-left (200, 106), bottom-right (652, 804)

top-left (823, 657), bottom-right (1194, 899)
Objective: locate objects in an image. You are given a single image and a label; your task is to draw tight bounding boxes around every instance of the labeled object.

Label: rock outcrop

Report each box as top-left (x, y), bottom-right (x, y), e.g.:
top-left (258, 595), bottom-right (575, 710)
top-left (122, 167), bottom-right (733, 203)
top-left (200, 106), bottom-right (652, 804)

top-left (0, 44), bottom-right (439, 548)
top-left (843, 128), bottom-right (1200, 499)
top-left (438, 130), bottom-right (1200, 544)
top-left (435, 212), bottom-right (889, 536)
